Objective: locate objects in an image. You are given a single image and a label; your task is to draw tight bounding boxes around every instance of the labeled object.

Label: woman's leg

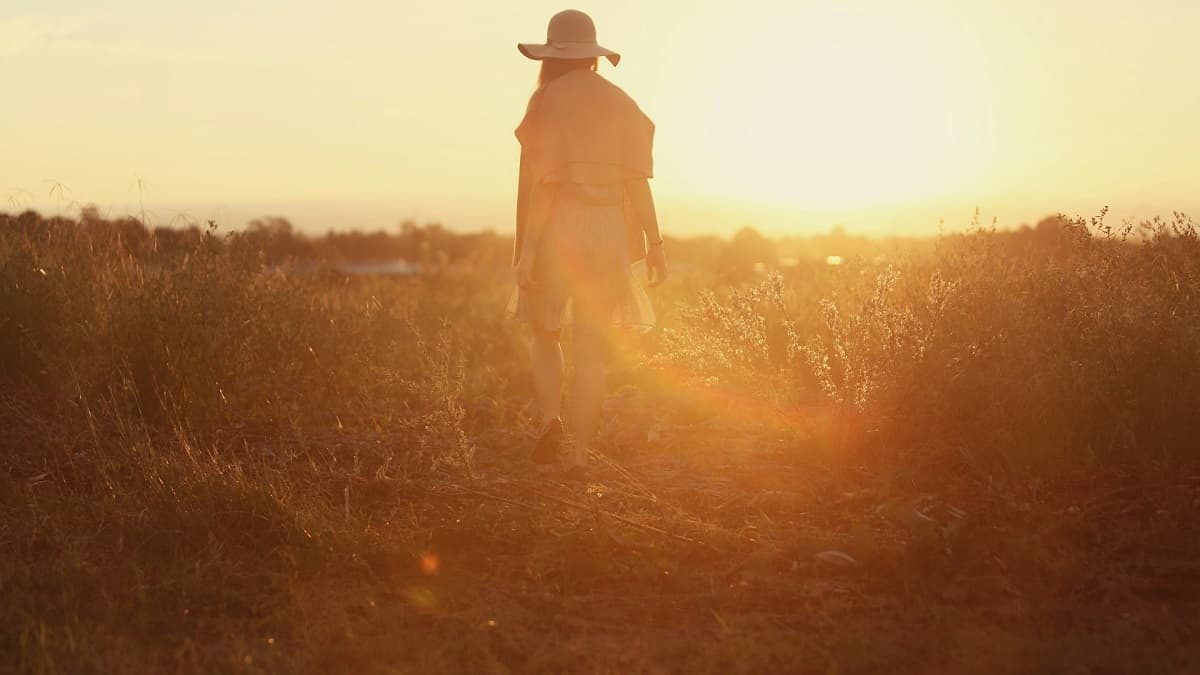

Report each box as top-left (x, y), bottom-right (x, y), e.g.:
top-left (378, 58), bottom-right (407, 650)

top-left (530, 328), bottom-right (564, 430)
top-left (567, 316), bottom-right (610, 467)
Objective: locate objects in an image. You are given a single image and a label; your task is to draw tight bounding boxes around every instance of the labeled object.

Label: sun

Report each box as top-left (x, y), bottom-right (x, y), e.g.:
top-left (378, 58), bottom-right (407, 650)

top-left (686, 5), bottom-right (980, 211)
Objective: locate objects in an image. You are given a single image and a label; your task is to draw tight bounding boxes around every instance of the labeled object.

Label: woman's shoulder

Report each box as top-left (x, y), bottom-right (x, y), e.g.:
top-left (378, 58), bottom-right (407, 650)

top-left (562, 70), bottom-right (636, 102)
top-left (517, 70), bottom-right (654, 149)
top-left (545, 71), bottom-right (649, 122)
top-left (523, 87), bottom-right (546, 115)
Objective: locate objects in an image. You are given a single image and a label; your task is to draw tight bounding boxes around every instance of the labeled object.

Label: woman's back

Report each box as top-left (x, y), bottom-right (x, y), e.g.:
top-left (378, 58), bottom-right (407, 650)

top-left (516, 68), bottom-right (655, 188)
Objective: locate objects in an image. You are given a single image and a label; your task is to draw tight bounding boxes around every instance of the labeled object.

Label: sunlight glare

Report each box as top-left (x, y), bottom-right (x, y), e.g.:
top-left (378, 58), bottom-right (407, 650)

top-left (695, 6), bottom-right (976, 210)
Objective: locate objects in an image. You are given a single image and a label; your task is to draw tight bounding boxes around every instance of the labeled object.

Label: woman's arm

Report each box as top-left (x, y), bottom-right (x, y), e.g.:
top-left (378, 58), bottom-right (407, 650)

top-left (514, 151), bottom-right (532, 266)
top-left (520, 181), bottom-right (555, 262)
top-left (626, 177), bottom-right (662, 244)
top-left (514, 179), bottom-right (556, 289)
top-left (626, 177), bottom-right (669, 286)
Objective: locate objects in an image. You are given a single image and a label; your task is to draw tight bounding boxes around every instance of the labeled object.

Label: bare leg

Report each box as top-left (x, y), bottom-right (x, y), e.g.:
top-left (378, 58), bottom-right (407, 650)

top-left (568, 320), bottom-right (609, 467)
top-left (530, 329), bottom-right (564, 430)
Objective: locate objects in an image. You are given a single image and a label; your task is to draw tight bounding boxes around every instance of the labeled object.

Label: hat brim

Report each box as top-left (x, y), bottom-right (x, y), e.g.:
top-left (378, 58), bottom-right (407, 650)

top-left (518, 42), bottom-right (620, 66)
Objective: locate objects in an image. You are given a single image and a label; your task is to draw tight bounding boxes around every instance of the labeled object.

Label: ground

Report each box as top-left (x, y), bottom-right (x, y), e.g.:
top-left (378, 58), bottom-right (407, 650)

top-left (182, 419), bottom-right (1200, 673)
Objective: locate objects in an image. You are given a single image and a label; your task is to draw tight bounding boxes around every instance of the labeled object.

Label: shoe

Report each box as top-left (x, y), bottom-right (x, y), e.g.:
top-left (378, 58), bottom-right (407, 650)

top-left (531, 418), bottom-right (564, 465)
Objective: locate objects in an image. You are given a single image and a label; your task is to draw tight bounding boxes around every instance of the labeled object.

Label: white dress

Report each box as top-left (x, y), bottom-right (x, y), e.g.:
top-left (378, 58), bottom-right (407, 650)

top-left (507, 182), bottom-right (655, 332)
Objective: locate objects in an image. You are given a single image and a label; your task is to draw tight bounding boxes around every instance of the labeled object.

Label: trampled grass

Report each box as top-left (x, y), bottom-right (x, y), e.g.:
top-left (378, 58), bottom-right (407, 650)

top-left (2, 208), bottom-right (1199, 673)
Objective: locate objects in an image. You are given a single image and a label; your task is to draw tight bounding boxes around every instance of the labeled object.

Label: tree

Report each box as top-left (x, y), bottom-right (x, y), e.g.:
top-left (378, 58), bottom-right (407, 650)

top-left (719, 226), bottom-right (777, 278)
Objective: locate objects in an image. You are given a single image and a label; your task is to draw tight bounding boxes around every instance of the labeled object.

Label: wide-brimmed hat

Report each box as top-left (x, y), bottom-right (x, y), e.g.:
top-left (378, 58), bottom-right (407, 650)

top-left (518, 10), bottom-right (620, 66)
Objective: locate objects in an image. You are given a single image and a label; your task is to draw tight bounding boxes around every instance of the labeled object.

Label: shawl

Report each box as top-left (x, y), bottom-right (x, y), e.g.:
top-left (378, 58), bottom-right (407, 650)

top-left (514, 69), bottom-right (655, 265)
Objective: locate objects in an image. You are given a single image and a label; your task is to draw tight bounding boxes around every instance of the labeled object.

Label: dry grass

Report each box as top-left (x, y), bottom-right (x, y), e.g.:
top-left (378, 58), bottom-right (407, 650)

top-left (2, 208), bottom-right (1199, 673)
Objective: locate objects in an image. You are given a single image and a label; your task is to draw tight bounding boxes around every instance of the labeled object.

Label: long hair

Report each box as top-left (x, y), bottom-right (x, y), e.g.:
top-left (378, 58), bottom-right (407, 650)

top-left (537, 57), bottom-right (598, 89)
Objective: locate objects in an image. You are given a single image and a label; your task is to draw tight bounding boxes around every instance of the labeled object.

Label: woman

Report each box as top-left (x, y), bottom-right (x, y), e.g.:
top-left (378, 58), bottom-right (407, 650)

top-left (509, 9), bottom-right (668, 475)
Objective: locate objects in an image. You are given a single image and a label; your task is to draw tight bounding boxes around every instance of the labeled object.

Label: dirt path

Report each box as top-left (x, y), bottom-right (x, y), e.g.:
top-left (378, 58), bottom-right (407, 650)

top-left (284, 423), bottom-right (1200, 673)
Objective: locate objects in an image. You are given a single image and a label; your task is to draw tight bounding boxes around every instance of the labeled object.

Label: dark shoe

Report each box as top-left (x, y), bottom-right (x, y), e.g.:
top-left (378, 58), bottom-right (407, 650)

top-left (531, 418), bottom-right (563, 465)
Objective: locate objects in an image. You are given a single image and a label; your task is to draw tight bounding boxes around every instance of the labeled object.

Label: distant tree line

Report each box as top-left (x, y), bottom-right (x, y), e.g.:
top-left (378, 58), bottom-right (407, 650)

top-left (1, 205), bottom-right (1108, 276)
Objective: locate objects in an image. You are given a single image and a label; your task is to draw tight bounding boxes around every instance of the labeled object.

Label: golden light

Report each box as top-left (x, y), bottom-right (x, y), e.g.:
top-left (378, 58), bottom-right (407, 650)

top-left (689, 5), bottom-right (979, 210)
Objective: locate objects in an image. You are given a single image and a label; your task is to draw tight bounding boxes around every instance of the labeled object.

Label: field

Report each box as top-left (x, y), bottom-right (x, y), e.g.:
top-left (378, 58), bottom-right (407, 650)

top-left (3, 208), bottom-right (1200, 673)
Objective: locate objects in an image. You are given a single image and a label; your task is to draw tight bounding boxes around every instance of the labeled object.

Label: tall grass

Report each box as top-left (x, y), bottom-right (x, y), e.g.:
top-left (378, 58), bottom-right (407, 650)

top-left (1, 211), bottom-right (520, 668)
top-left (657, 211), bottom-right (1200, 470)
top-left (1, 211), bottom-right (520, 469)
top-left (3, 207), bottom-right (1199, 672)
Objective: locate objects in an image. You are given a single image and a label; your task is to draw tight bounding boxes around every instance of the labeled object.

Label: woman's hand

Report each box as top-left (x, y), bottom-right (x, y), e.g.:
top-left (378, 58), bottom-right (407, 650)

top-left (646, 243), bottom-right (669, 287)
top-left (514, 250), bottom-right (539, 291)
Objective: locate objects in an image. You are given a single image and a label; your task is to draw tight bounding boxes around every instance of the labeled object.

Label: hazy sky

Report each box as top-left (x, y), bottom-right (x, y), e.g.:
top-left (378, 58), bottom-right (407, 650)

top-left (3, 0), bottom-right (1198, 235)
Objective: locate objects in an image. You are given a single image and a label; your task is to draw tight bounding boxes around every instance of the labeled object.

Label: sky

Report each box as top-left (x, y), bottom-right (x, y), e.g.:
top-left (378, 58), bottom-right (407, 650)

top-left (2, 0), bottom-right (1198, 236)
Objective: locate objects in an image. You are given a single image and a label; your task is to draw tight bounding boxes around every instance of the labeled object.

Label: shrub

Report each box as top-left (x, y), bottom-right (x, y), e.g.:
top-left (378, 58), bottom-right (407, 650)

top-left (659, 212), bottom-right (1200, 469)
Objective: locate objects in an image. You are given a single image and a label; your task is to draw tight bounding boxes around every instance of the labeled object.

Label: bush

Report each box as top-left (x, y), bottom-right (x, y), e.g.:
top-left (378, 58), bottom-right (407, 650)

top-left (659, 212), bottom-right (1200, 469)
top-left (0, 213), bottom-right (517, 475)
